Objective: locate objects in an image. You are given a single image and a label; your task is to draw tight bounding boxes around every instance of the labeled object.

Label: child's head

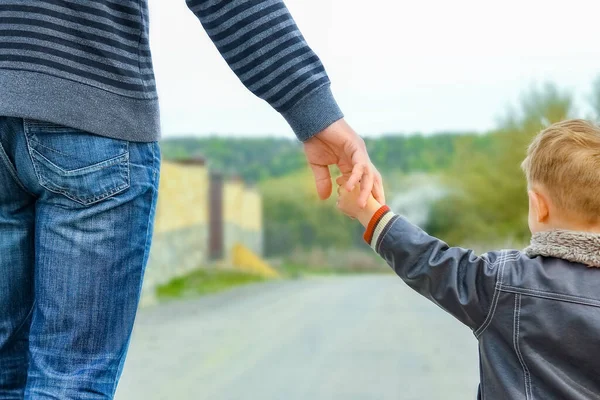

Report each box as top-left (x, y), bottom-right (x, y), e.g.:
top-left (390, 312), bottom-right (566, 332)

top-left (522, 119), bottom-right (600, 233)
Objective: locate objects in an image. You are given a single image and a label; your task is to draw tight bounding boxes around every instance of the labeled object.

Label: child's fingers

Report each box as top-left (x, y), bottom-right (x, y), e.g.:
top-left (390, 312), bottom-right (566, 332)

top-left (336, 199), bottom-right (356, 220)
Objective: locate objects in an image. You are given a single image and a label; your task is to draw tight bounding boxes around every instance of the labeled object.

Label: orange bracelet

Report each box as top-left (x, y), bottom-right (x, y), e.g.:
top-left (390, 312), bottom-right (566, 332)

top-left (363, 205), bottom-right (390, 244)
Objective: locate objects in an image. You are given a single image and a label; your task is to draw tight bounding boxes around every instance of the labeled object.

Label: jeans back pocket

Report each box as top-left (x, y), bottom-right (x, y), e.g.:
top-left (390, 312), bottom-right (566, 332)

top-left (24, 120), bottom-right (130, 206)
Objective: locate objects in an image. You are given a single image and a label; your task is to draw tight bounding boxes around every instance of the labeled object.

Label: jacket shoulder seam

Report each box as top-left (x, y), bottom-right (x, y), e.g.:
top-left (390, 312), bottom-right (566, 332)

top-left (474, 252), bottom-right (520, 337)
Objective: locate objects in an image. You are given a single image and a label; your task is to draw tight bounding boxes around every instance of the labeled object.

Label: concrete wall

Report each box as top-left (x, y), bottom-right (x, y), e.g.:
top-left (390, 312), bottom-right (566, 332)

top-left (141, 161), bottom-right (263, 305)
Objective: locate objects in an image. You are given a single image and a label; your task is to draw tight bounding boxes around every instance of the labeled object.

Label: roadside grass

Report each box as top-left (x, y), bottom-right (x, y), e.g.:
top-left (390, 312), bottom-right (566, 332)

top-left (278, 263), bottom-right (390, 279)
top-left (156, 255), bottom-right (391, 301)
top-left (156, 268), bottom-right (267, 300)
top-left (277, 248), bottom-right (391, 279)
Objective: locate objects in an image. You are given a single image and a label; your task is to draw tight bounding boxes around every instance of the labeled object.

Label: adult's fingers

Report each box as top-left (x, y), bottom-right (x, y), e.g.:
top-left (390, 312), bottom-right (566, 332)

top-left (372, 170), bottom-right (386, 204)
top-left (336, 175), bottom-right (350, 186)
top-left (309, 163), bottom-right (332, 200)
top-left (345, 163), bottom-right (365, 192)
top-left (358, 167), bottom-right (375, 208)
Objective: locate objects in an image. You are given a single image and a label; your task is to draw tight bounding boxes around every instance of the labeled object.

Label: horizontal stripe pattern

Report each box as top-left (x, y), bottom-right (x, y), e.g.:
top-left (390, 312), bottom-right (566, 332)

top-left (0, 0), bottom-right (155, 99)
top-left (187, 0), bottom-right (331, 112)
top-left (0, 1), bottom-right (338, 141)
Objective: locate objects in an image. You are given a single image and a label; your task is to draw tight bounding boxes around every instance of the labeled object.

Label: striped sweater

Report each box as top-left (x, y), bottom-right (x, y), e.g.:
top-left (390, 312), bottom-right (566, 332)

top-left (0, 0), bottom-right (343, 142)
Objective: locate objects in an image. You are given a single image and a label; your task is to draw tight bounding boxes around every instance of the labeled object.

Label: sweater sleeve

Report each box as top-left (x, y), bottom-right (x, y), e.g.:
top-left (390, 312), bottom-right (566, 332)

top-left (186, 0), bottom-right (344, 141)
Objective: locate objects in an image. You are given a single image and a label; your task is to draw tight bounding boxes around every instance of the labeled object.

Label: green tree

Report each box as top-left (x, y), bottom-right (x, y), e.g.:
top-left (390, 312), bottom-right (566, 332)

top-left (160, 133), bottom-right (477, 183)
top-left (427, 83), bottom-right (573, 246)
top-left (260, 170), bottom-right (363, 256)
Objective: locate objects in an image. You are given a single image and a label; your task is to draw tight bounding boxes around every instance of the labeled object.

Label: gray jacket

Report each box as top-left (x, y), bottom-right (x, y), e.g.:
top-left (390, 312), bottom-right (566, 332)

top-left (369, 212), bottom-right (600, 399)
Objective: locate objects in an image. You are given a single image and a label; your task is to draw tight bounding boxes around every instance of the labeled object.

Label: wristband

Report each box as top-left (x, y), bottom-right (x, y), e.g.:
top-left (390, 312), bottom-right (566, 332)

top-left (363, 205), bottom-right (390, 244)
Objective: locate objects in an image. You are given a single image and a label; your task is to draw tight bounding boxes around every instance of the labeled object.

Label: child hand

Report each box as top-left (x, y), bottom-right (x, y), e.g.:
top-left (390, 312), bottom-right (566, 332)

top-left (336, 177), bottom-right (362, 218)
top-left (336, 176), bottom-right (383, 227)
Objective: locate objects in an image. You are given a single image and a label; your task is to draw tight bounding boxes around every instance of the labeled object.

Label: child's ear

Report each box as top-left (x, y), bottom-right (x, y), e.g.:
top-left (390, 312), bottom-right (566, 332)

top-left (528, 190), bottom-right (549, 223)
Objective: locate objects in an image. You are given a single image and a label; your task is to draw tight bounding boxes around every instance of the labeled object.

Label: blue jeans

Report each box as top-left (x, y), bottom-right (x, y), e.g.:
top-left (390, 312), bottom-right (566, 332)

top-left (0, 117), bottom-right (160, 399)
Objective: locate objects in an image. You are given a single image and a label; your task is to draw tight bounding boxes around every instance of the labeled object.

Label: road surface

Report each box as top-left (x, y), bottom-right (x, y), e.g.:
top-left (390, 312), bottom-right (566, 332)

top-left (116, 275), bottom-right (479, 400)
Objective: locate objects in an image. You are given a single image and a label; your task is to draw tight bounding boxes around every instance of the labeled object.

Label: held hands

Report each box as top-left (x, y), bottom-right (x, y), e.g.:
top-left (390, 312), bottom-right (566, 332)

top-left (336, 176), bottom-right (382, 228)
top-left (303, 119), bottom-right (385, 208)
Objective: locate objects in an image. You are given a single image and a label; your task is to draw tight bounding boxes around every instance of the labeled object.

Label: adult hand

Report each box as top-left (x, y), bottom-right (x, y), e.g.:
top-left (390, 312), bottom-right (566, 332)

top-left (303, 119), bottom-right (385, 208)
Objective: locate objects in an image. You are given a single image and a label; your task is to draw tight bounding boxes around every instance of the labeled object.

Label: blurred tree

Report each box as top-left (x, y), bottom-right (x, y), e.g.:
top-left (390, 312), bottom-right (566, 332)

top-left (160, 133), bottom-right (476, 183)
top-left (426, 83), bottom-right (573, 247)
top-left (161, 79), bottom-right (598, 254)
top-left (260, 170), bottom-right (364, 256)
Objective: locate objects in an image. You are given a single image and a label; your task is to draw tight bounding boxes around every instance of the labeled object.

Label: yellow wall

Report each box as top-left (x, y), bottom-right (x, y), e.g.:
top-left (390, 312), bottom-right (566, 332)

top-left (142, 162), bottom-right (268, 305)
top-left (240, 188), bottom-right (262, 231)
top-left (223, 180), bottom-right (245, 224)
top-left (154, 162), bottom-right (262, 236)
top-left (154, 162), bottom-right (209, 234)
top-left (223, 182), bottom-right (263, 231)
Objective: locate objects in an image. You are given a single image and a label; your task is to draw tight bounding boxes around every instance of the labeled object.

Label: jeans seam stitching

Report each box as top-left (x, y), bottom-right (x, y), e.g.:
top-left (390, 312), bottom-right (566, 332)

top-left (27, 137), bottom-right (72, 157)
top-left (30, 147), bottom-right (129, 175)
top-left (24, 130), bottom-right (131, 206)
top-left (110, 142), bottom-right (158, 397)
top-left (23, 127), bottom-right (47, 199)
top-left (0, 138), bottom-right (36, 197)
top-left (5, 300), bottom-right (35, 351)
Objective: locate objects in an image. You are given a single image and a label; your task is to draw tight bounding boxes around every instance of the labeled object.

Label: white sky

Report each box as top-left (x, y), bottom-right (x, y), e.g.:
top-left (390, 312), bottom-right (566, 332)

top-left (148, 0), bottom-right (600, 138)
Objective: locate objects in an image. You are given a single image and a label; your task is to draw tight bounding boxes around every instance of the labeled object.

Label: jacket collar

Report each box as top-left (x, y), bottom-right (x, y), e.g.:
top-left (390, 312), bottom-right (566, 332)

top-left (525, 230), bottom-right (600, 268)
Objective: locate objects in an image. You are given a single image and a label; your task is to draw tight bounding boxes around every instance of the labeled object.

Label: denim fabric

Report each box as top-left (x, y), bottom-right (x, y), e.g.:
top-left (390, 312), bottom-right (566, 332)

top-left (0, 117), bottom-right (160, 399)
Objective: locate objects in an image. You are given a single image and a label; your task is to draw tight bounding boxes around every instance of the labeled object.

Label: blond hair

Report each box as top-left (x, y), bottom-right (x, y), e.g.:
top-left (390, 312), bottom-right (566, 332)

top-left (521, 119), bottom-right (600, 223)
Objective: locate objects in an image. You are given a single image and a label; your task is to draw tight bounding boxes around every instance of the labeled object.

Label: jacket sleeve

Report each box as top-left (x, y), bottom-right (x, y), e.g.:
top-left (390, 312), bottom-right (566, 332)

top-left (186, 0), bottom-right (344, 141)
top-left (369, 212), bottom-right (506, 331)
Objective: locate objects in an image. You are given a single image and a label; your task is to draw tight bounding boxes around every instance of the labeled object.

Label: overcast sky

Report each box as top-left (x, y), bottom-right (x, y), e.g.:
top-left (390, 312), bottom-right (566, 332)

top-left (148, 0), bottom-right (600, 138)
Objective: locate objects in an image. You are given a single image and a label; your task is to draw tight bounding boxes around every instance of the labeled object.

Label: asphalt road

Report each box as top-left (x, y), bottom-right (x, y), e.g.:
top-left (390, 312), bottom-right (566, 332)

top-left (116, 275), bottom-right (479, 400)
